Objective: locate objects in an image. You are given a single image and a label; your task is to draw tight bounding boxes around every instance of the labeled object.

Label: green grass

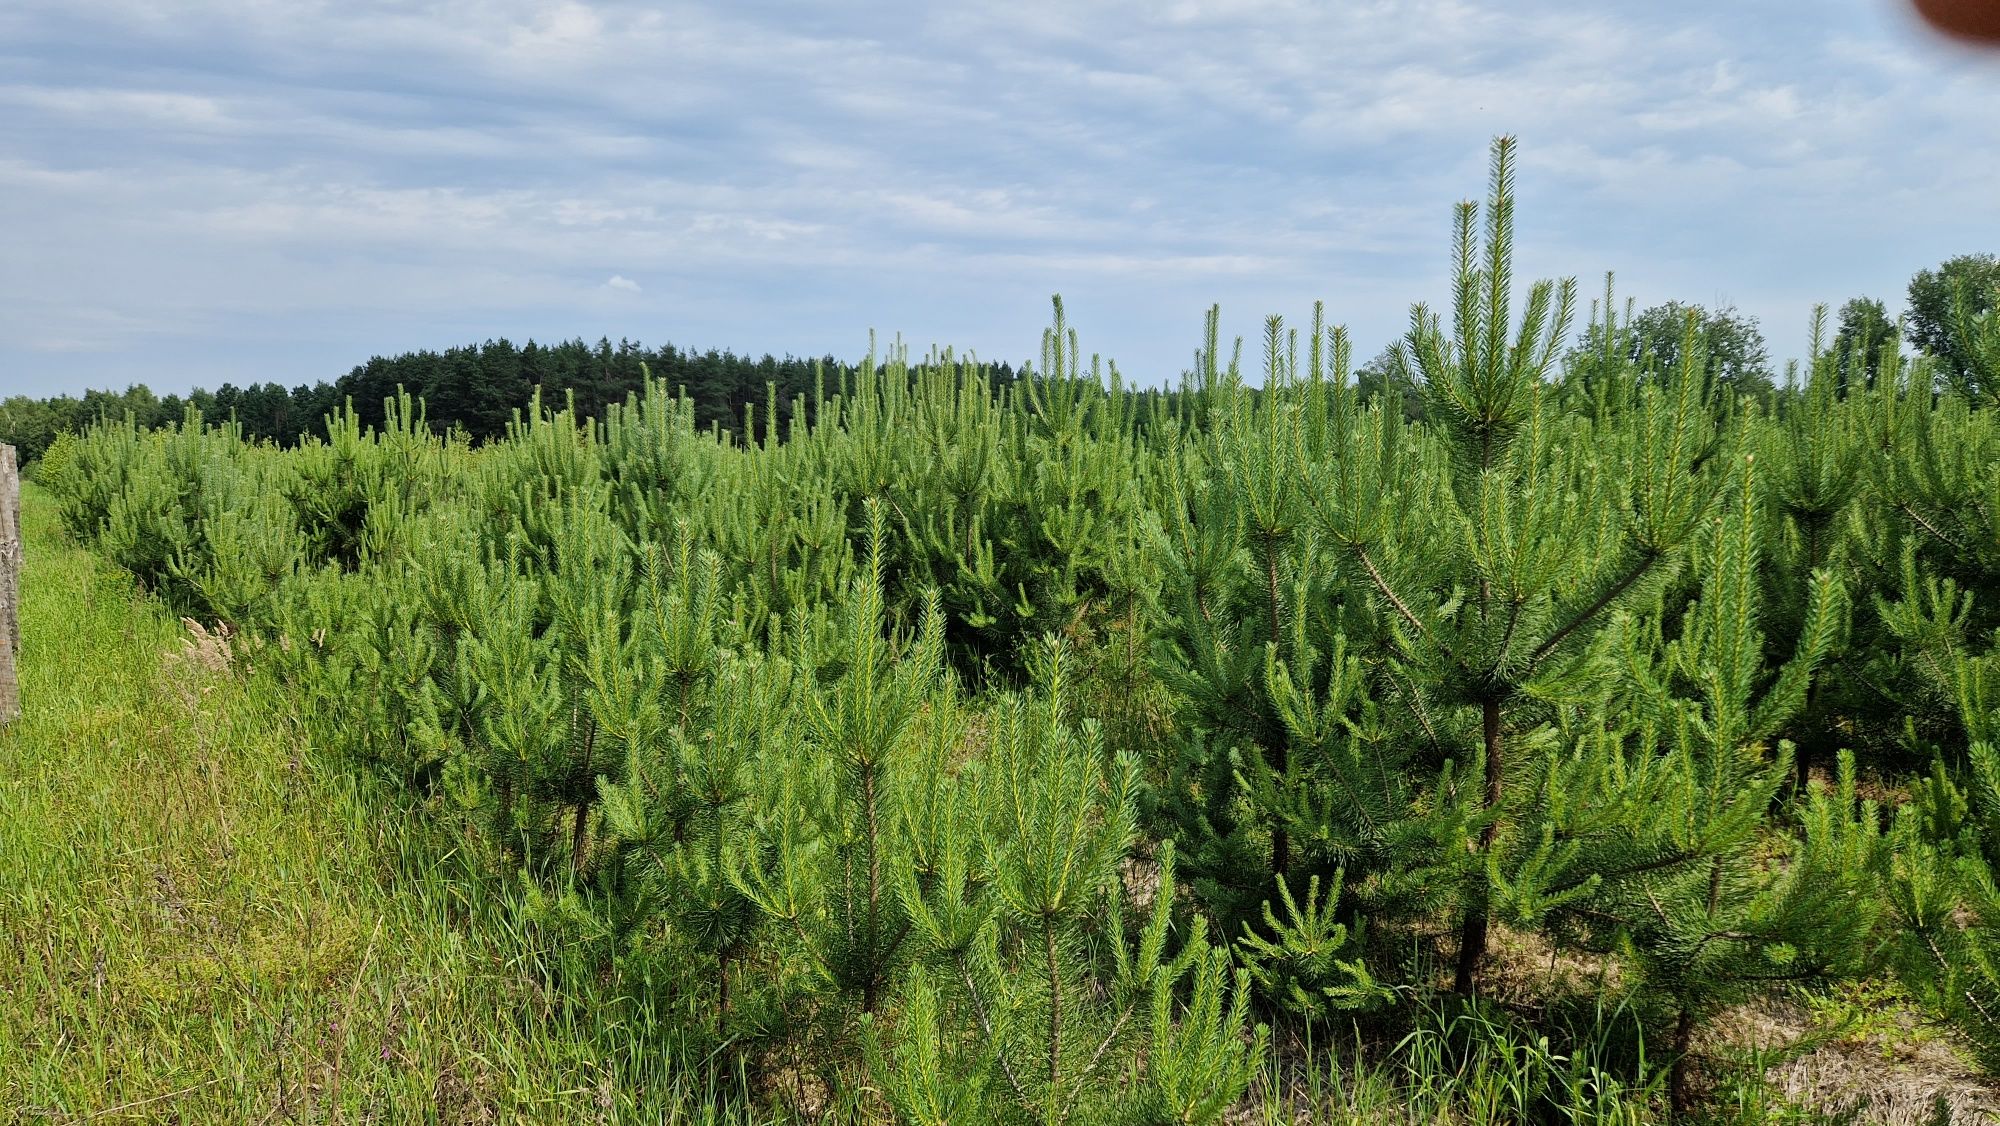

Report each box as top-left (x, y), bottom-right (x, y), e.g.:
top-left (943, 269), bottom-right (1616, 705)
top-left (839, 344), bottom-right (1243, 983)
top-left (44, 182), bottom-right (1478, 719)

top-left (0, 484), bottom-right (757, 1123)
top-left (0, 482), bottom-right (1937, 1125)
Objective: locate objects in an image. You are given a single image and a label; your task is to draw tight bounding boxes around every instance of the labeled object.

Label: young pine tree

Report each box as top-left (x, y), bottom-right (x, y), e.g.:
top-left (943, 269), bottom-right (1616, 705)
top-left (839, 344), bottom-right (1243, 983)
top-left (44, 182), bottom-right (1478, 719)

top-left (1753, 315), bottom-right (1869, 781)
top-left (1563, 457), bottom-right (1880, 1114)
top-left (888, 641), bottom-right (1265, 1125)
top-left (1146, 308), bottom-right (1356, 934)
top-left (594, 533), bottom-right (782, 1029)
top-left (1885, 612), bottom-right (2000, 1072)
top-left (738, 499), bottom-right (944, 1017)
top-left (1314, 136), bottom-right (1722, 994)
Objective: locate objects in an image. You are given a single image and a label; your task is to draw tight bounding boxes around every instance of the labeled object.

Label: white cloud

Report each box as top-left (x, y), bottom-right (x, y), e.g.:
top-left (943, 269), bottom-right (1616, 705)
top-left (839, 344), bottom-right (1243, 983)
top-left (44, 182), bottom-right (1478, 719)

top-left (3, 0), bottom-right (1998, 397)
top-left (0, 85), bottom-right (234, 129)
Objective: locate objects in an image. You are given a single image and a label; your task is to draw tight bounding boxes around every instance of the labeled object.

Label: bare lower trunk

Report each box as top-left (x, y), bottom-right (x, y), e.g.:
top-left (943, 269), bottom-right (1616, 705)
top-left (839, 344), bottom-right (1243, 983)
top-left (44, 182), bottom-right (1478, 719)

top-left (496, 780), bottom-right (516, 858)
top-left (1266, 541), bottom-right (1290, 881)
top-left (1670, 861), bottom-right (1724, 1115)
top-left (1454, 697), bottom-right (1504, 995)
top-left (1670, 1007), bottom-right (1696, 1116)
top-left (718, 950), bottom-right (731, 1028)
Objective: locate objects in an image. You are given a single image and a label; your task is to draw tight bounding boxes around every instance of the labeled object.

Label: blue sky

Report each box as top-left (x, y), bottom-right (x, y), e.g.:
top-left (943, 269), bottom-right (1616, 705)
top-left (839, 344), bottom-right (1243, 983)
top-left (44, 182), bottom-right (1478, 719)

top-left (3, 0), bottom-right (1996, 398)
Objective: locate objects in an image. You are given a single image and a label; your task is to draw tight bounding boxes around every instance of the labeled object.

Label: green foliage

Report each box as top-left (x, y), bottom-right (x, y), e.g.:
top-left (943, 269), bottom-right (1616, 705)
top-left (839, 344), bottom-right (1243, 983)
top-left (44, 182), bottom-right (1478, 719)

top-left (744, 500), bottom-right (943, 1015)
top-left (2, 485), bottom-right (767, 1124)
top-left (41, 135), bottom-right (2000, 1122)
top-left (590, 527), bottom-right (766, 973)
top-left (1832, 296), bottom-right (1897, 395)
top-left (1234, 871), bottom-right (1388, 1022)
top-left (1, 384), bottom-right (176, 464)
top-left (1324, 137), bottom-right (1722, 998)
top-left (1885, 652), bottom-right (2000, 1074)
top-left (1130, 942), bottom-right (1267, 1125)
top-left (1627, 301), bottom-right (1776, 405)
top-left (1592, 463), bottom-right (1878, 1110)
top-left (1906, 252), bottom-right (2000, 393)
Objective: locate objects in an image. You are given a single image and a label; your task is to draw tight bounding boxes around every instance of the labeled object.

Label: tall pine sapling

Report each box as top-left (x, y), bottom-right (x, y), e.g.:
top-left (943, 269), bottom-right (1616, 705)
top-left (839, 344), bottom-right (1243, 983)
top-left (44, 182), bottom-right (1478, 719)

top-left (740, 499), bottom-right (944, 1016)
top-left (1316, 136), bottom-right (1721, 993)
top-left (594, 532), bottom-right (777, 1027)
top-left (1574, 456), bottom-right (1877, 1114)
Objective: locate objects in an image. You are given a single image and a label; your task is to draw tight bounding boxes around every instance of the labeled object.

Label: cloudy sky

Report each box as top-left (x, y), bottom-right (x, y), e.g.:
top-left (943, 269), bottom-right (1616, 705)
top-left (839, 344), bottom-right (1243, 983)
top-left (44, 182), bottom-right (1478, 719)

top-left (3, 0), bottom-right (1996, 398)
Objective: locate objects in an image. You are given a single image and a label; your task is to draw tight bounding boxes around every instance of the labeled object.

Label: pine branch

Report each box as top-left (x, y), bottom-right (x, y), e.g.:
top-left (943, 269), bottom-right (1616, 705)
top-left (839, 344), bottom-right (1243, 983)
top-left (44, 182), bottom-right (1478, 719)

top-left (1353, 544), bottom-right (1433, 652)
top-left (1899, 500), bottom-right (1966, 554)
top-left (1920, 927), bottom-right (2000, 1037)
top-left (1384, 665), bottom-right (1445, 755)
top-left (1530, 547), bottom-right (1661, 667)
top-left (1491, 594), bottom-right (1527, 678)
top-left (1549, 846), bottom-right (1706, 896)
top-left (1062, 1001), bottom-right (1142, 1123)
top-left (958, 957), bottom-right (1028, 1099)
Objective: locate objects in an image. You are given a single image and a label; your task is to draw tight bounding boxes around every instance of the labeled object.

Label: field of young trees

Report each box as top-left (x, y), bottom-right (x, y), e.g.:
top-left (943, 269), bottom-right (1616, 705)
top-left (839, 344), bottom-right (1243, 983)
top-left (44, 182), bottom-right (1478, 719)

top-left (17, 138), bottom-right (2000, 1122)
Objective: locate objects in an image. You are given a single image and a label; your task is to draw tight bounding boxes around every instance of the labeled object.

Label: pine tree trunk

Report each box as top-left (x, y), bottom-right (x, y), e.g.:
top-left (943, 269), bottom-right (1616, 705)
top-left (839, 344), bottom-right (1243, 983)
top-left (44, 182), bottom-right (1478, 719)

top-left (718, 950), bottom-right (731, 1028)
top-left (1672, 858), bottom-right (1724, 1116)
top-left (1670, 1007), bottom-right (1696, 1116)
top-left (1794, 519), bottom-right (1827, 794)
top-left (1264, 538), bottom-right (1290, 880)
top-left (1454, 696), bottom-right (1505, 995)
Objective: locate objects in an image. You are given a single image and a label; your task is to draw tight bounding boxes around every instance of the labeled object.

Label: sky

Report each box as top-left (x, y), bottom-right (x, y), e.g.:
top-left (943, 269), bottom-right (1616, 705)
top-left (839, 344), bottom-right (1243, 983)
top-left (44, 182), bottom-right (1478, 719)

top-left (3, 0), bottom-right (1997, 399)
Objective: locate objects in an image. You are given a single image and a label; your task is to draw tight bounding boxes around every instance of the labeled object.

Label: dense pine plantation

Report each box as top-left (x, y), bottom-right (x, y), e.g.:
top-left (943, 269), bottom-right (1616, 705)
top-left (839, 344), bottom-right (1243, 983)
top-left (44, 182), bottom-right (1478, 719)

top-left (31, 140), bottom-right (2000, 1122)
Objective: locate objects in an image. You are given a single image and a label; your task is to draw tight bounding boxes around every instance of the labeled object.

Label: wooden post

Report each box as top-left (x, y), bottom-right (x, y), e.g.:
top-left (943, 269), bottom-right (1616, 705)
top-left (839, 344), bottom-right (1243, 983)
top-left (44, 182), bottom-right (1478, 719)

top-left (1, 443), bottom-right (18, 724)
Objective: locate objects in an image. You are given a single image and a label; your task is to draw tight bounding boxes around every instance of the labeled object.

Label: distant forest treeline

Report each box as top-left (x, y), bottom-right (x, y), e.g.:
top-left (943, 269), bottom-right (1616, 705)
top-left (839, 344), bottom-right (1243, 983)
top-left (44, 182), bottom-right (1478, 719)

top-left (1, 337), bottom-right (1024, 463)
top-left (6, 247), bottom-right (1995, 467)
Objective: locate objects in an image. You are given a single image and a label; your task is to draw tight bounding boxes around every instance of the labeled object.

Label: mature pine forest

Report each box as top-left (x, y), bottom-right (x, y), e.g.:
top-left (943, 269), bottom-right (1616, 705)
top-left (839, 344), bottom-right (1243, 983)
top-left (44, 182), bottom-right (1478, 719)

top-left (26, 138), bottom-right (2000, 1122)
top-left (0, 338), bottom-right (1026, 465)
